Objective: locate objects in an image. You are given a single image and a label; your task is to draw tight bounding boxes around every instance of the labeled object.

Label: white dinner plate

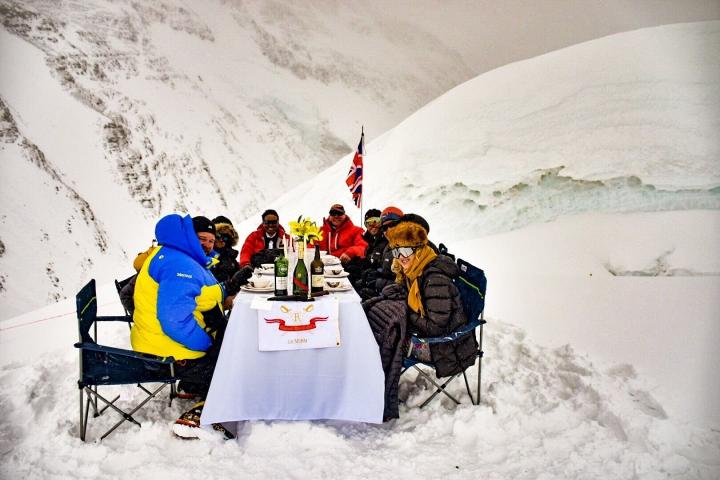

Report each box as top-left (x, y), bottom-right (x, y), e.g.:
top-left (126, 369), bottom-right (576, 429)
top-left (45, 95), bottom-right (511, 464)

top-left (324, 271), bottom-right (349, 278)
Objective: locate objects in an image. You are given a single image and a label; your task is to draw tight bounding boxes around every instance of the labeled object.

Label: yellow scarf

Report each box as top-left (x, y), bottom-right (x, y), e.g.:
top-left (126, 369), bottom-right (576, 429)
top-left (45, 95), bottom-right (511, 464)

top-left (394, 245), bottom-right (437, 317)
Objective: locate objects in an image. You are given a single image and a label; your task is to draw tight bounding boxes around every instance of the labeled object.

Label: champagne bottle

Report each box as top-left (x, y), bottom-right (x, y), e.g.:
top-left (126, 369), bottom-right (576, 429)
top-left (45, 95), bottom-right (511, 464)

top-left (292, 241), bottom-right (309, 295)
top-left (310, 244), bottom-right (325, 293)
top-left (274, 248), bottom-right (289, 296)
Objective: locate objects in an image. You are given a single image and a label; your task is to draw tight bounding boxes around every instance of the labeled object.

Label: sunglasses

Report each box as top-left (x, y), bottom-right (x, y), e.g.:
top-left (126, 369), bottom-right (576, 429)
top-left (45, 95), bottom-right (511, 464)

top-left (263, 219), bottom-right (279, 225)
top-left (364, 217), bottom-right (381, 227)
top-left (391, 246), bottom-right (420, 258)
top-left (329, 210), bottom-right (345, 217)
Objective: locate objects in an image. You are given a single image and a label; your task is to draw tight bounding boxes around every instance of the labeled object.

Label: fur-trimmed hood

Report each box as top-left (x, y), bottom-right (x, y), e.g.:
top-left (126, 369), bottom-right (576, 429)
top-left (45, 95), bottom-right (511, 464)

top-left (215, 222), bottom-right (239, 247)
top-left (386, 221), bottom-right (428, 248)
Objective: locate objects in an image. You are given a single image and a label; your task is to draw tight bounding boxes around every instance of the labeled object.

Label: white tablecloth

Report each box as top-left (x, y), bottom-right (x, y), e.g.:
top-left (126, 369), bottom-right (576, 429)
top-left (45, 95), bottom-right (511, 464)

top-left (201, 289), bottom-right (384, 425)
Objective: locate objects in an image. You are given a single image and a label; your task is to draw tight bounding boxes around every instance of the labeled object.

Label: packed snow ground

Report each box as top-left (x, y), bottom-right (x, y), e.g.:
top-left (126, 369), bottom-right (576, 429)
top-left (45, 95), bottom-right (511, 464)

top-left (1, 20), bottom-right (719, 480)
top-left (1, 210), bottom-right (719, 479)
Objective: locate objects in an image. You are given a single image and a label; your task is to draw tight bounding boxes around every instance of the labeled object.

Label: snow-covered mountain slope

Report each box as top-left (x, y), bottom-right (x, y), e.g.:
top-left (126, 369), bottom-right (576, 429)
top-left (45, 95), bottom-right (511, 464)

top-left (1, 0), bottom-right (718, 320)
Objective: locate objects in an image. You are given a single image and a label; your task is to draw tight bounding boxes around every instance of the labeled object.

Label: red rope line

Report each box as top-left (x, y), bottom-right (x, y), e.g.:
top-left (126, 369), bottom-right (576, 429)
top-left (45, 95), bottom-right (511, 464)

top-left (0, 301), bottom-right (119, 331)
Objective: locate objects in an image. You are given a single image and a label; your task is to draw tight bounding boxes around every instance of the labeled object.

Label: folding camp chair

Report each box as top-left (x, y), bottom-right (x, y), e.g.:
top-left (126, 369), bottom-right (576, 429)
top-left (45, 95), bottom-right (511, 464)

top-left (75, 279), bottom-right (177, 441)
top-left (401, 257), bottom-right (487, 408)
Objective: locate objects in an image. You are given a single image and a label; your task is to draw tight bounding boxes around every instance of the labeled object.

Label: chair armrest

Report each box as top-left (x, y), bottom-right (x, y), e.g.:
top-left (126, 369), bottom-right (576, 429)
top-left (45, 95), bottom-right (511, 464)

top-left (95, 315), bottom-right (132, 323)
top-left (409, 318), bottom-right (484, 346)
top-left (74, 342), bottom-right (175, 364)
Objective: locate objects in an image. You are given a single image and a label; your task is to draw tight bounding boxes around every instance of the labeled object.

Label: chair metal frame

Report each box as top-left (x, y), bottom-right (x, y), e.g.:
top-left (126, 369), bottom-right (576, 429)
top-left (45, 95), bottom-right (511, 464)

top-left (401, 313), bottom-right (486, 408)
top-left (75, 279), bottom-right (177, 441)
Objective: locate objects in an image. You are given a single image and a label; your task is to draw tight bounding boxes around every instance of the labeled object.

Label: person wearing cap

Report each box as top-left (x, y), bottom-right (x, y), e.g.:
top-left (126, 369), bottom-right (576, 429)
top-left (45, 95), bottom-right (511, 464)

top-left (354, 207), bottom-right (402, 299)
top-left (319, 203), bottom-right (367, 265)
top-left (239, 209), bottom-right (287, 268)
top-left (367, 206), bottom-right (405, 296)
top-left (385, 220), bottom-right (477, 378)
top-left (362, 208), bottom-right (382, 246)
top-left (192, 216), bottom-right (217, 256)
top-left (210, 217), bottom-right (240, 283)
top-left (131, 213), bottom-right (247, 439)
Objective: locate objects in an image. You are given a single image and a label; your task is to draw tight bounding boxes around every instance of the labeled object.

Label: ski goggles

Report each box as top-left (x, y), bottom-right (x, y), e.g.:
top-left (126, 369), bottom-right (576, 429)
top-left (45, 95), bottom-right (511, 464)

top-left (263, 219), bottom-right (279, 225)
top-left (329, 209), bottom-right (345, 217)
top-left (364, 217), bottom-right (381, 227)
top-left (391, 246), bottom-right (421, 259)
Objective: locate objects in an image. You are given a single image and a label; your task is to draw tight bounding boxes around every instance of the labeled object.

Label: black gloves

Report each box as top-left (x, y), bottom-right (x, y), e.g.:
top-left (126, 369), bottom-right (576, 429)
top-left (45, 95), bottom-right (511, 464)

top-left (203, 305), bottom-right (227, 334)
top-left (223, 265), bottom-right (253, 296)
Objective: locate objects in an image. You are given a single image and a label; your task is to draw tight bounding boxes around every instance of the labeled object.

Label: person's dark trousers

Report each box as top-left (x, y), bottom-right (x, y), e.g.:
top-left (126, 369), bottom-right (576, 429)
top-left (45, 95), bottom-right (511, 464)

top-left (175, 313), bottom-right (227, 398)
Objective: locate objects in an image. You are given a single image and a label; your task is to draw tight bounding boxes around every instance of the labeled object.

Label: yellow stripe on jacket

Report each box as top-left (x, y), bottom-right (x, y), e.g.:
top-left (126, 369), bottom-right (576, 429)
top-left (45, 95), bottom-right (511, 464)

top-left (131, 246), bottom-right (223, 360)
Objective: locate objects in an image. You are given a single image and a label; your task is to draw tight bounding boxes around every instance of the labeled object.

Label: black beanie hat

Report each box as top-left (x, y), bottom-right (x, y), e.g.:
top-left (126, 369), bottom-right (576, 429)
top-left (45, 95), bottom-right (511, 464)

top-left (192, 216), bottom-right (216, 235)
top-left (364, 208), bottom-right (381, 220)
top-left (398, 213), bottom-right (430, 234)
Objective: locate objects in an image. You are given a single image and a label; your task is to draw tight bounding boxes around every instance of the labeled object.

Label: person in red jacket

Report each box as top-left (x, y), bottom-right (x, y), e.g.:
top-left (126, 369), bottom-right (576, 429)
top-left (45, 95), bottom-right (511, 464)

top-left (239, 209), bottom-right (287, 267)
top-left (319, 203), bottom-right (367, 265)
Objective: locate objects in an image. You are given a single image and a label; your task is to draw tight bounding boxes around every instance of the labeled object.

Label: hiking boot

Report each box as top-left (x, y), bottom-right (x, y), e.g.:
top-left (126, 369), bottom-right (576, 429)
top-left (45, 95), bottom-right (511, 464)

top-left (211, 422), bottom-right (236, 440)
top-left (172, 401), bottom-right (205, 439)
top-left (175, 381), bottom-right (202, 400)
top-left (172, 402), bottom-right (235, 440)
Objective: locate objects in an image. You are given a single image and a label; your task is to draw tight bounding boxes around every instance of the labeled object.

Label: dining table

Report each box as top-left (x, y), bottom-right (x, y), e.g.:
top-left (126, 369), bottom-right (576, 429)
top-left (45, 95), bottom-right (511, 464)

top-left (200, 287), bottom-right (385, 427)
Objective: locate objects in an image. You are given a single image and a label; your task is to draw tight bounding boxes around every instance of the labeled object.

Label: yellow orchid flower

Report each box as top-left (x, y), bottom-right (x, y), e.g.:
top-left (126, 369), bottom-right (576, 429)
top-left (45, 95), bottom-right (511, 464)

top-left (289, 216), bottom-right (323, 243)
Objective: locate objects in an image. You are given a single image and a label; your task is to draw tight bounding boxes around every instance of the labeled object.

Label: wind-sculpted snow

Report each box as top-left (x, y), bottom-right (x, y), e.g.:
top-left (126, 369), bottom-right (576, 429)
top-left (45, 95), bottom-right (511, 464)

top-left (403, 167), bottom-right (720, 241)
top-left (605, 248), bottom-right (720, 277)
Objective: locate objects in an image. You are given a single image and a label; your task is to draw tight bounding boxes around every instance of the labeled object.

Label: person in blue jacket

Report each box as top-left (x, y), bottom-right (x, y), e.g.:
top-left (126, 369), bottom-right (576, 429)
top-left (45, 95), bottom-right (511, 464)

top-left (132, 213), bottom-right (246, 439)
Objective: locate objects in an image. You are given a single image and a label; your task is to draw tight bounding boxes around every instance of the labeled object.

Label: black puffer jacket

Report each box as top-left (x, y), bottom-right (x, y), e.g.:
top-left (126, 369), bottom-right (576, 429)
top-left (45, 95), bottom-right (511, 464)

top-left (408, 254), bottom-right (478, 378)
top-left (210, 246), bottom-right (240, 283)
top-left (363, 232), bottom-right (386, 269)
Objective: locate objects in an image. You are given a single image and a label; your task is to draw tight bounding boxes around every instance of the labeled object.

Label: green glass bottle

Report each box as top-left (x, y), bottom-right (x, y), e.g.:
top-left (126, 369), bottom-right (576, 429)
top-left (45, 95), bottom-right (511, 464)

top-left (292, 242), bottom-right (309, 296)
top-left (274, 249), bottom-right (289, 296)
top-left (310, 244), bottom-right (325, 293)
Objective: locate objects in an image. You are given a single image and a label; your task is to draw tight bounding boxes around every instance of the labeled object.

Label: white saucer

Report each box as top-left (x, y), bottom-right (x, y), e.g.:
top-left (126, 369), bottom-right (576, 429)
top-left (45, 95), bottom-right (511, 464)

top-left (324, 271), bottom-right (349, 278)
top-left (324, 284), bottom-right (353, 292)
top-left (241, 285), bottom-right (274, 293)
top-left (322, 256), bottom-right (341, 265)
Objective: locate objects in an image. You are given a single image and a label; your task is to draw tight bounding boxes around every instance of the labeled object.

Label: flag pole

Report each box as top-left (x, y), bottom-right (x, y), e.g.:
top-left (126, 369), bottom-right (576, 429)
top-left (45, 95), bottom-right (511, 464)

top-left (359, 125), bottom-right (364, 226)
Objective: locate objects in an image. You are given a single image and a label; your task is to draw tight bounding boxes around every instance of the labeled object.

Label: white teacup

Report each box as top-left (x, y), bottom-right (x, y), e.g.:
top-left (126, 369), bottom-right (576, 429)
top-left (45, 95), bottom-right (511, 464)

top-left (324, 266), bottom-right (344, 276)
top-left (326, 280), bottom-right (342, 288)
top-left (249, 276), bottom-right (273, 289)
top-left (260, 263), bottom-right (275, 272)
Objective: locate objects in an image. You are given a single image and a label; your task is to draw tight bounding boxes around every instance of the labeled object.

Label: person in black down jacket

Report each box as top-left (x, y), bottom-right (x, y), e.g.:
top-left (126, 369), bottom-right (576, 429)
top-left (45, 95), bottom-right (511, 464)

top-left (385, 220), bottom-right (477, 378)
top-left (210, 219), bottom-right (241, 284)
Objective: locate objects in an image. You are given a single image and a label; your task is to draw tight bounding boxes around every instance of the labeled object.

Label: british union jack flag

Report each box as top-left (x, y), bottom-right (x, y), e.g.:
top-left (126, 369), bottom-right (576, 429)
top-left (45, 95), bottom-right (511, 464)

top-left (345, 130), bottom-right (364, 208)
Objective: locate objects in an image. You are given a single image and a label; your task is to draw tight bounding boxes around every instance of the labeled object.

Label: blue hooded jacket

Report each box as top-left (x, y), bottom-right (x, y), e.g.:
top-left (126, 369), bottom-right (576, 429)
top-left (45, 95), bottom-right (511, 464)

top-left (131, 214), bottom-right (223, 359)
